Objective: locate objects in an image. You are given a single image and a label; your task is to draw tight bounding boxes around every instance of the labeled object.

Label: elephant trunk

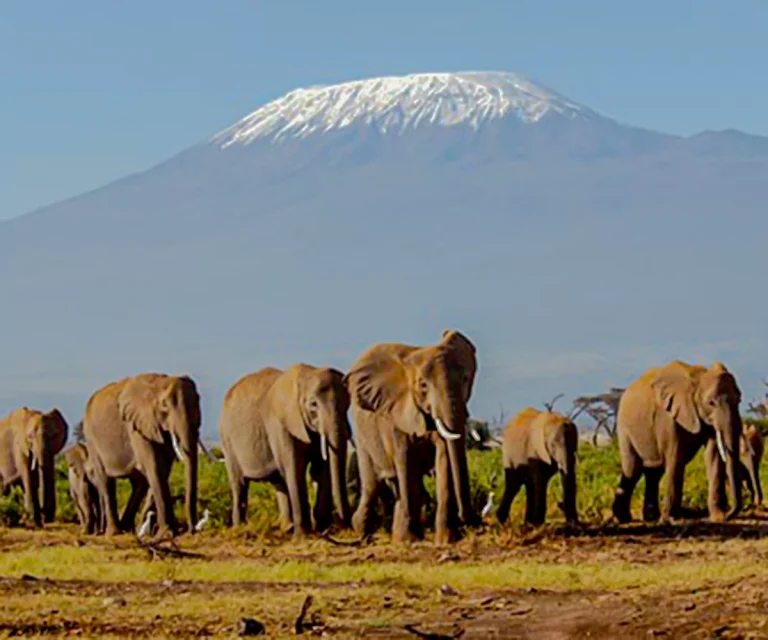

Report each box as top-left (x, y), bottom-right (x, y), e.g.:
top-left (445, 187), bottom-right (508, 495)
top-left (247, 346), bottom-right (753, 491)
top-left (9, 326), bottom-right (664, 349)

top-left (185, 444), bottom-right (198, 534)
top-left (329, 439), bottom-right (352, 528)
top-left (446, 430), bottom-right (476, 526)
top-left (725, 413), bottom-right (743, 520)
top-left (41, 448), bottom-right (56, 523)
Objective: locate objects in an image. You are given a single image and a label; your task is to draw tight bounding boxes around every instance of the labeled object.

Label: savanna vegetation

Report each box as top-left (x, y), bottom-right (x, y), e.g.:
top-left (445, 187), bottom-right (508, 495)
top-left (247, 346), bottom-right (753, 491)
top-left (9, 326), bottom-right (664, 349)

top-left (2, 427), bottom-right (768, 636)
top-left (2, 427), bottom-right (767, 531)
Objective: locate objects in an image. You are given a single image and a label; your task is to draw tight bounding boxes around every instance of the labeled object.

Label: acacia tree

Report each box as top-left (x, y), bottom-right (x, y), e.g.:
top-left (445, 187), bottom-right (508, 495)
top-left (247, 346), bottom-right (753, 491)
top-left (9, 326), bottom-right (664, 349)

top-left (747, 380), bottom-right (768, 418)
top-left (570, 388), bottom-right (625, 444)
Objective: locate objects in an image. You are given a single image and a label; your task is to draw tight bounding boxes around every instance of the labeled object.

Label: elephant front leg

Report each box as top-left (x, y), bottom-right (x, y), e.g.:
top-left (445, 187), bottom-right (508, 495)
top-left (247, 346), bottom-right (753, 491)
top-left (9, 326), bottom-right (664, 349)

top-left (133, 438), bottom-right (176, 537)
top-left (527, 462), bottom-right (550, 526)
top-left (704, 440), bottom-right (728, 522)
top-left (20, 459), bottom-right (42, 528)
top-left (391, 430), bottom-right (419, 544)
top-left (284, 456), bottom-right (311, 539)
top-left (310, 458), bottom-right (333, 533)
top-left (753, 461), bottom-right (764, 508)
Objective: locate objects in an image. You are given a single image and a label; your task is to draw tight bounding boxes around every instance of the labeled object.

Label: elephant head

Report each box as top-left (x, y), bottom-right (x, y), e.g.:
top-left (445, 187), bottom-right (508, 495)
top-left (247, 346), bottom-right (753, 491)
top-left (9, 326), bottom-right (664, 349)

top-left (269, 364), bottom-right (352, 527)
top-left (15, 407), bottom-right (69, 523)
top-left (652, 361), bottom-right (743, 519)
top-left (119, 374), bottom-right (202, 533)
top-left (530, 411), bottom-right (579, 524)
top-left (347, 330), bottom-right (478, 525)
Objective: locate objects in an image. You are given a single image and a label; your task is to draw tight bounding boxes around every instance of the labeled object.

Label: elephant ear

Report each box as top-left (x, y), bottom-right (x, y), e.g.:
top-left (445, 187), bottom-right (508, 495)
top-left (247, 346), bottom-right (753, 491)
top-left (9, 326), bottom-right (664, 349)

top-left (441, 330), bottom-right (477, 402)
top-left (345, 354), bottom-right (426, 435)
top-left (651, 364), bottom-right (701, 434)
top-left (119, 378), bottom-right (166, 444)
top-left (710, 362), bottom-right (742, 405)
top-left (345, 355), bottom-right (410, 414)
top-left (529, 414), bottom-right (553, 465)
top-left (269, 366), bottom-right (311, 444)
top-left (43, 409), bottom-right (69, 455)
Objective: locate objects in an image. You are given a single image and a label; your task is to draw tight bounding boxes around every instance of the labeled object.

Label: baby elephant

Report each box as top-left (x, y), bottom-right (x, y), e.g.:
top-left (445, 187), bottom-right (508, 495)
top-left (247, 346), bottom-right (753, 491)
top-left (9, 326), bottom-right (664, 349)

top-left (496, 408), bottom-right (579, 526)
top-left (64, 443), bottom-right (103, 534)
top-left (739, 424), bottom-right (764, 508)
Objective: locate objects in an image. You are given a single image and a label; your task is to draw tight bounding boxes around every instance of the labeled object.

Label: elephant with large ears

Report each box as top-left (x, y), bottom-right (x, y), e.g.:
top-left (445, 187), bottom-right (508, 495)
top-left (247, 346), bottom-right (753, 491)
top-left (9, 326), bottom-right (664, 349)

top-left (738, 424), bottom-right (763, 508)
top-left (64, 443), bottom-right (103, 534)
top-left (0, 407), bottom-right (68, 527)
top-left (496, 408), bottom-right (579, 526)
top-left (612, 361), bottom-right (743, 523)
top-left (345, 329), bottom-right (478, 545)
top-left (219, 364), bottom-right (352, 537)
top-left (84, 373), bottom-right (203, 537)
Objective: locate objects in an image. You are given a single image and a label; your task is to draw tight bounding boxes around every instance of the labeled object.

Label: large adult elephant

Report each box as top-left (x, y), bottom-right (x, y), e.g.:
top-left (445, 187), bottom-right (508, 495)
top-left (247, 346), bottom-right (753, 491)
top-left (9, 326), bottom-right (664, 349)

top-left (345, 330), bottom-right (478, 545)
top-left (612, 361), bottom-right (743, 523)
top-left (83, 373), bottom-right (202, 537)
top-left (0, 407), bottom-right (68, 526)
top-left (219, 364), bottom-right (352, 537)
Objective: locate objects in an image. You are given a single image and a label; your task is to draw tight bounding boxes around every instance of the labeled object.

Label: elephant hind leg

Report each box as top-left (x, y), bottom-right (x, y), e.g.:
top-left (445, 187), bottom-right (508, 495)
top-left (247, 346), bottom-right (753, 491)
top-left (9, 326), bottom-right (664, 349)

top-left (119, 473), bottom-right (149, 533)
top-left (223, 452), bottom-right (247, 527)
top-left (612, 433), bottom-right (643, 524)
top-left (643, 467), bottom-right (664, 522)
top-left (497, 467), bottom-right (523, 524)
top-left (352, 447), bottom-right (381, 538)
top-left (274, 482), bottom-right (293, 534)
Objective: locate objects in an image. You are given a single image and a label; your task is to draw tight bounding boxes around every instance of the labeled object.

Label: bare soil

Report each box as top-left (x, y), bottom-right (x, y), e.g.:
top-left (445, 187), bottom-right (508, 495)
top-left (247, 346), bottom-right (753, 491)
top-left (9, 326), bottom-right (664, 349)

top-left (1, 520), bottom-right (768, 638)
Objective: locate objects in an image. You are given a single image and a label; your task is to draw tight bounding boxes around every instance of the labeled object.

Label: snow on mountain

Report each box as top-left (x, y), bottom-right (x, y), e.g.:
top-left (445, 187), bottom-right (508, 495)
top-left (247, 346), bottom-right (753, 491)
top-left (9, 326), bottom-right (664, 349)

top-left (212, 72), bottom-right (598, 147)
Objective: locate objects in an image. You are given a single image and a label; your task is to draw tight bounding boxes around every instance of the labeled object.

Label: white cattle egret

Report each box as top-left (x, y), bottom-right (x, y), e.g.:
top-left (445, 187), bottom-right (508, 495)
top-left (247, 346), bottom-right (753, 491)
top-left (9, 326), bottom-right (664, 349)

top-left (481, 492), bottom-right (495, 518)
top-left (138, 509), bottom-right (155, 538)
top-left (195, 508), bottom-right (210, 532)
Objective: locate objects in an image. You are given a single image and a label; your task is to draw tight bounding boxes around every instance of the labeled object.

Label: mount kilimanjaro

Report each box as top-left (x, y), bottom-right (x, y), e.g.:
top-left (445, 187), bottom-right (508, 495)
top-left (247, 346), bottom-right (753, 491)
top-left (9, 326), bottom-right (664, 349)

top-left (2, 71), bottom-right (767, 432)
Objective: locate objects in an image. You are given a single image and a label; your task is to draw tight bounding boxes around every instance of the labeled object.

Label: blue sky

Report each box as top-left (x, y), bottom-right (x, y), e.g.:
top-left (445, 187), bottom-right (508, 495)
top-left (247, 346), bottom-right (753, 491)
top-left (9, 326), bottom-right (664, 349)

top-left (2, 0), bottom-right (766, 221)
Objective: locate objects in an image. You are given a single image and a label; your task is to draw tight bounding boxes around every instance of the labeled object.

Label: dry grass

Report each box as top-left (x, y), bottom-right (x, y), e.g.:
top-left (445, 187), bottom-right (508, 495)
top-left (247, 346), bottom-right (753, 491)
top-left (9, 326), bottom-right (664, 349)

top-left (2, 523), bottom-right (768, 637)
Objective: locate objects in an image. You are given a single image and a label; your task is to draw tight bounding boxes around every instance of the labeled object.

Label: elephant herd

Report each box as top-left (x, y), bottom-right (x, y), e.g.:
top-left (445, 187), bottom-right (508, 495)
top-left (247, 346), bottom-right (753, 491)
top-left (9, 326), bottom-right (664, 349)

top-left (0, 330), bottom-right (764, 544)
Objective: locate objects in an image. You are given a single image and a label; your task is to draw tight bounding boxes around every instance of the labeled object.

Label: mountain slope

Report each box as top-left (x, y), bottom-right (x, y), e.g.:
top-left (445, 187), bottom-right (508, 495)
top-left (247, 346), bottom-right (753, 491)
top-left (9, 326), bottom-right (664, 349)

top-left (2, 71), bottom-right (767, 432)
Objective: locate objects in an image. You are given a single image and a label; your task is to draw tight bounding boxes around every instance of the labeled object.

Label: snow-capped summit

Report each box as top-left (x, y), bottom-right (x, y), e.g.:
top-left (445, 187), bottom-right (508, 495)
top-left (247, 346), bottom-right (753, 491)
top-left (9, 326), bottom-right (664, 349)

top-left (212, 71), bottom-right (598, 148)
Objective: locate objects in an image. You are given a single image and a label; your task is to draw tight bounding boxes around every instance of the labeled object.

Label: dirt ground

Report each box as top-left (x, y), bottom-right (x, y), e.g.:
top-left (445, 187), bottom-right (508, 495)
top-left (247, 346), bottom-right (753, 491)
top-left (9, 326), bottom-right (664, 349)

top-left (1, 520), bottom-right (768, 638)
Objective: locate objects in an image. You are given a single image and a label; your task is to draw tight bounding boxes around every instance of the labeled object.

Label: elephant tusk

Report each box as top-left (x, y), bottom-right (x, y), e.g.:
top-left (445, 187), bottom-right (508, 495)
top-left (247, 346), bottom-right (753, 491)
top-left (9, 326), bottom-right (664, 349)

top-left (435, 418), bottom-right (461, 441)
top-left (171, 433), bottom-right (184, 461)
top-left (470, 428), bottom-right (482, 442)
top-left (30, 456), bottom-right (37, 472)
top-left (716, 430), bottom-right (727, 463)
top-left (320, 433), bottom-right (329, 462)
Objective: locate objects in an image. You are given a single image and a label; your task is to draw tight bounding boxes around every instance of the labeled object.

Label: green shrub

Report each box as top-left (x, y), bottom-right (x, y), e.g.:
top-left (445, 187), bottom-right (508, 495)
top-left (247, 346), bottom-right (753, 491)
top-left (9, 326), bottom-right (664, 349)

top-left (2, 437), bottom-right (764, 531)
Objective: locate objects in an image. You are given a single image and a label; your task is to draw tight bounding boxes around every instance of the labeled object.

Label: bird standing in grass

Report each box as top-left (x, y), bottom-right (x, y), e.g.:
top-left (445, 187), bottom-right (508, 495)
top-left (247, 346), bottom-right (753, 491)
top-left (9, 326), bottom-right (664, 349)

top-left (138, 509), bottom-right (155, 538)
top-left (195, 508), bottom-right (210, 532)
top-left (481, 492), bottom-right (495, 519)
